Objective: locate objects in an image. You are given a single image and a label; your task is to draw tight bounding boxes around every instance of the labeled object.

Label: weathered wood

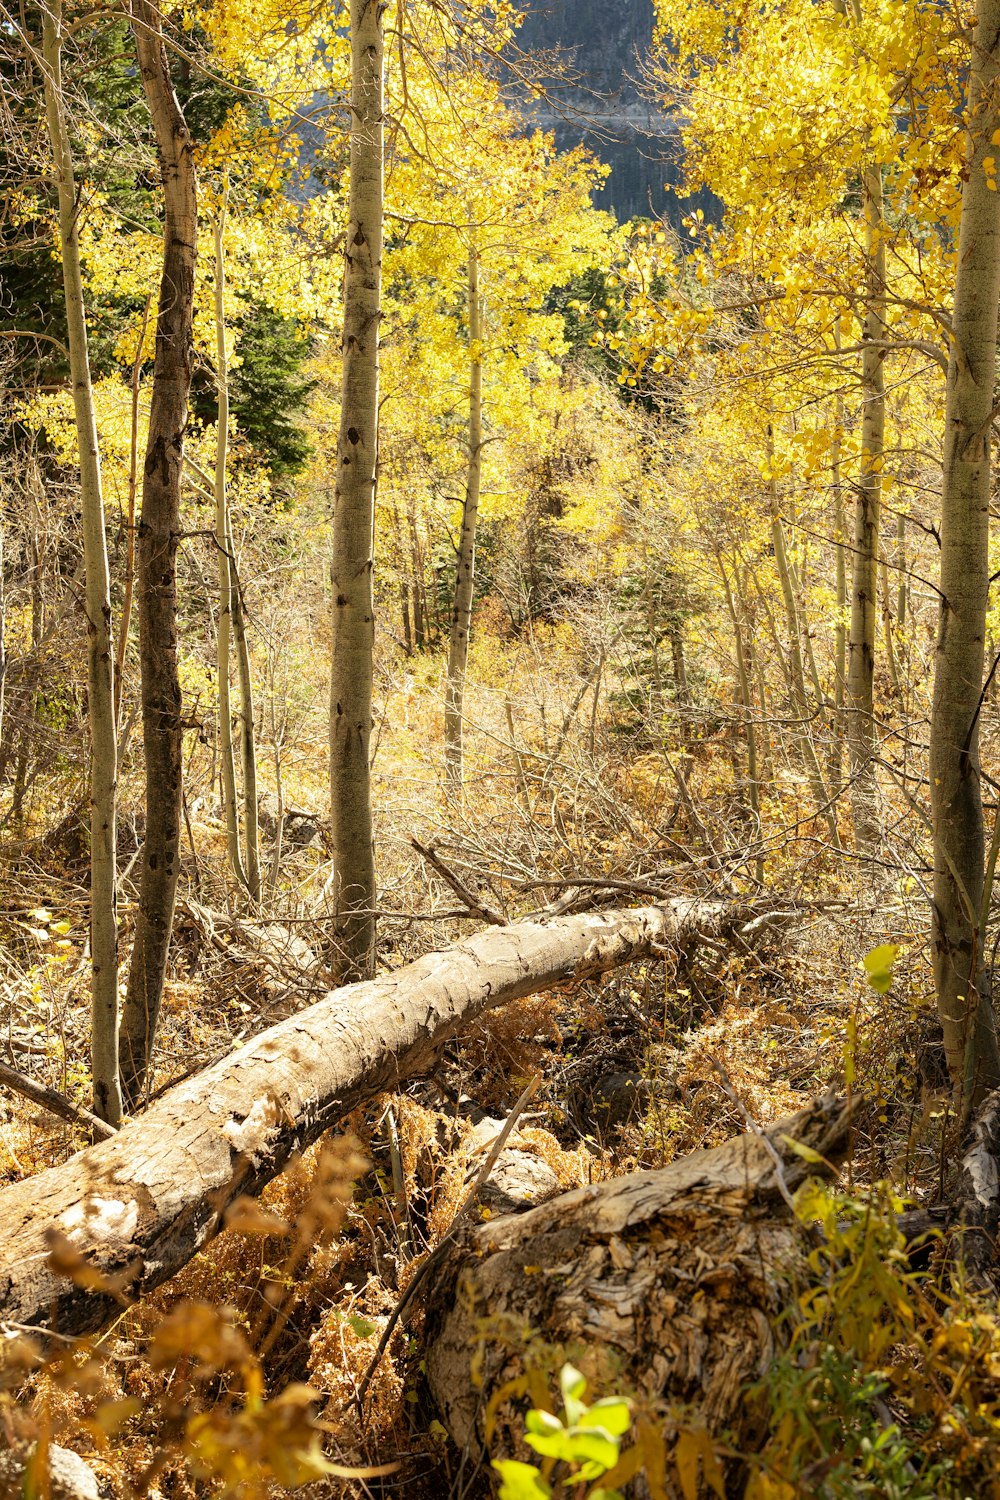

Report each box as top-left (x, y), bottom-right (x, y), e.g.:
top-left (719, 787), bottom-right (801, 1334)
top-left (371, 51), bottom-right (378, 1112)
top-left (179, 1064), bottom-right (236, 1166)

top-left (424, 1095), bottom-right (851, 1463)
top-left (957, 1087), bottom-right (1000, 1286)
top-left (0, 900), bottom-right (739, 1337)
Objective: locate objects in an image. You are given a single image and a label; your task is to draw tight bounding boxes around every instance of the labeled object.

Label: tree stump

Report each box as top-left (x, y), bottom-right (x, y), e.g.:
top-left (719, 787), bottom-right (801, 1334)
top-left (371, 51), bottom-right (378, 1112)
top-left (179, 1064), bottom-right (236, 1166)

top-left (425, 1095), bottom-right (851, 1464)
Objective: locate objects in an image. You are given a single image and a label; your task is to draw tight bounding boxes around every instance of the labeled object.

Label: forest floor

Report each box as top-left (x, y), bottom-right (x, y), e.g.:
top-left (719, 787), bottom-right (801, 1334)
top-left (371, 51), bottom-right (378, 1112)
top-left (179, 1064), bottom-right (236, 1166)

top-left (0, 623), bottom-right (955, 1496)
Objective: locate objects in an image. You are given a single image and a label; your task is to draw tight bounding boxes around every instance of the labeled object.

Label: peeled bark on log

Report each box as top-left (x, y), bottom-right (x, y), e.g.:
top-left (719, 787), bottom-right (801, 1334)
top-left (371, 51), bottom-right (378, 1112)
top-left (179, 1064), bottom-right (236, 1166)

top-left (0, 900), bottom-right (740, 1337)
top-left (424, 1095), bottom-right (851, 1463)
top-left (957, 1087), bottom-right (1000, 1285)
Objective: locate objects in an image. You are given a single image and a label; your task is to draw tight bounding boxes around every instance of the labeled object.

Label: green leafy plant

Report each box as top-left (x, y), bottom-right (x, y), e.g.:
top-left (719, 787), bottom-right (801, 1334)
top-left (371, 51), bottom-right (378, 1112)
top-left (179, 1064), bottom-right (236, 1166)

top-left (493, 1363), bottom-right (632, 1500)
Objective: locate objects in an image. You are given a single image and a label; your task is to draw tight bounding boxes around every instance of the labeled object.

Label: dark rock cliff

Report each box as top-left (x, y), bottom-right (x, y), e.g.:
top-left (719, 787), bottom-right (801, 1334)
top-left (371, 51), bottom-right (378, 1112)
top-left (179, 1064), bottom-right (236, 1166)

top-left (513, 0), bottom-right (686, 223)
top-left (517, 0), bottom-right (654, 103)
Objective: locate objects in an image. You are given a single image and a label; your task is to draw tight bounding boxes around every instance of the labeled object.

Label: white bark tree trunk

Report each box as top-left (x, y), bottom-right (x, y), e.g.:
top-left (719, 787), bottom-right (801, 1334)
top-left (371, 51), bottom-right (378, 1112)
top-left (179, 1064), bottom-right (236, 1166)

top-left (766, 430), bottom-right (839, 846)
top-left (847, 165), bottom-right (886, 849)
top-left (444, 248), bottom-right (483, 788)
top-left (930, 0), bottom-right (1000, 1110)
top-left (114, 293), bottom-right (151, 731)
top-left (830, 386), bottom-right (847, 794)
top-left (329, 0), bottom-right (383, 978)
top-left (41, 1), bottom-right (122, 1127)
top-left (213, 208), bottom-right (251, 899)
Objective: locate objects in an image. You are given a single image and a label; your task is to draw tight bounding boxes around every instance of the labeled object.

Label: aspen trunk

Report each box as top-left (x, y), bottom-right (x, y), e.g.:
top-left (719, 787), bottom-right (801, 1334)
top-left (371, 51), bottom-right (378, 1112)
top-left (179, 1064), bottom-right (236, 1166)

top-left (788, 549), bottom-right (826, 712)
top-left (212, 211), bottom-right (261, 903)
top-left (10, 513), bottom-right (44, 826)
top-left (213, 209), bottom-right (250, 899)
top-left (930, 0), bottom-right (1000, 1110)
top-left (669, 623), bottom-right (690, 749)
top-left (114, 296), bottom-right (151, 731)
top-left (329, 0), bottom-right (383, 978)
top-left (444, 248), bottom-right (483, 788)
top-left (409, 503), bottom-right (426, 650)
top-left (0, 900), bottom-right (744, 1336)
top-left (718, 555), bottom-right (762, 881)
top-left (120, 0), bottom-right (197, 1109)
top-left (830, 398), bottom-right (847, 791)
top-left (41, 2), bottom-right (122, 1127)
top-left (766, 440), bottom-right (839, 845)
top-left (847, 165), bottom-right (886, 849)
top-left (880, 552), bottom-right (902, 697)
top-left (0, 514), bottom-right (5, 756)
top-left (231, 542), bottom-right (261, 902)
top-left (401, 580), bottom-right (412, 655)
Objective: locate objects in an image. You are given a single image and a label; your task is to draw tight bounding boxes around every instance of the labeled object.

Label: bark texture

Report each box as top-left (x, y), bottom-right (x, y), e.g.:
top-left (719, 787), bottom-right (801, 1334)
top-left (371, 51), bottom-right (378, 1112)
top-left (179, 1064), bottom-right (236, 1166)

top-left (930, 0), bottom-right (1000, 1108)
top-left (213, 210), bottom-right (248, 898)
top-left (120, 1), bottom-right (197, 1109)
top-left (444, 248), bottom-right (483, 788)
top-left (41, 1), bottom-right (122, 1126)
top-left (425, 1096), bottom-right (851, 1463)
top-left (114, 294), bottom-right (151, 729)
top-left (958, 1087), bottom-right (1000, 1285)
top-left (830, 392), bottom-right (847, 792)
top-left (329, 0), bottom-right (384, 979)
top-left (0, 900), bottom-right (741, 1336)
top-left (846, 166), bottom-right (886, 849)
top-left (766, 433), bottom-right (839, 846)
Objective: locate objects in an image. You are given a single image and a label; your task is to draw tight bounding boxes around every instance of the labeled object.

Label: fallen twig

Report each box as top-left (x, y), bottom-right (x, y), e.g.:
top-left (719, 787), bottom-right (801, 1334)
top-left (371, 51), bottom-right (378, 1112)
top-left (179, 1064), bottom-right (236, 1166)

top-left (0, 1060), bottom-right (117, 1141)
top-left (410, 838), bottom-right (508, 926)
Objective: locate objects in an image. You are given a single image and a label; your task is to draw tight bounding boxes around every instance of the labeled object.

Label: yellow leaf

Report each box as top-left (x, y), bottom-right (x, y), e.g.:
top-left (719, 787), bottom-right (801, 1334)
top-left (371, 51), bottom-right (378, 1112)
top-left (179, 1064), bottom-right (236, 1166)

top-left (862, 942), bottom-right (899, 994)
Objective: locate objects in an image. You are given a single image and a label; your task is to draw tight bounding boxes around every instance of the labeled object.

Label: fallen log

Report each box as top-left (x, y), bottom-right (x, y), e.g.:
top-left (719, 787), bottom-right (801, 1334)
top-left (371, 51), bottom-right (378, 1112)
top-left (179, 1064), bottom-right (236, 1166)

top-left (957, 1087), bottom-right (1000, 1287)
top-left (424, 1094), bottom-right (851, 1466)
top-left (0, 899), bottom-right (742, 1337)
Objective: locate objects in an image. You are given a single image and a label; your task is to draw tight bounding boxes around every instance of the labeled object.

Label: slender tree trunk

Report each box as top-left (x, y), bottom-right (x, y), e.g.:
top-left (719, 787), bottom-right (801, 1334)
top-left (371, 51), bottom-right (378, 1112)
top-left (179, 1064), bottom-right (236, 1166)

top-left (214, 214), bottom-right (261, 904)
top-left (830, 395), bottom-right (847, 790)
top-left (930, 0), bottom-right (1000, 1110)
top-left (408, 502), bottom-right (426, 649)
top-left (880, 552), bottom-right (902, 697)
top-left (847, 165), bottom-right (886, 849)
top-left (41, 1), bottom-right (122, 1127)
top-left (213, 209), bottom-right (250, 898)
top-left (120, 0), bottom-right (197, 1109)
top-left (10, 518), bottom-right (43, 827)
top-left (445, 248), bottom-right (483, 788)
top-left (895, 509), bottom-right (908, 708)
top-left (401, 579), bottom-right (412, 655)
top-left (718, 555), bottom-right (763, 882)
top-left (646, 583), bottom-right (664, 720)
top-left (212, 211), bottom-right (260, 902)
top-left (789, 549), bottom-right (826, 712)
top-left (767, 434), bottom-right (840, 846)
top-left (231, 542), bottom-right (261, 902)
top-left (115, 295), bottom-right (151, 732)
top-left (329, 0), bottom-right (383, 979)
top-left (0, 514), bottom-right (5, 759)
